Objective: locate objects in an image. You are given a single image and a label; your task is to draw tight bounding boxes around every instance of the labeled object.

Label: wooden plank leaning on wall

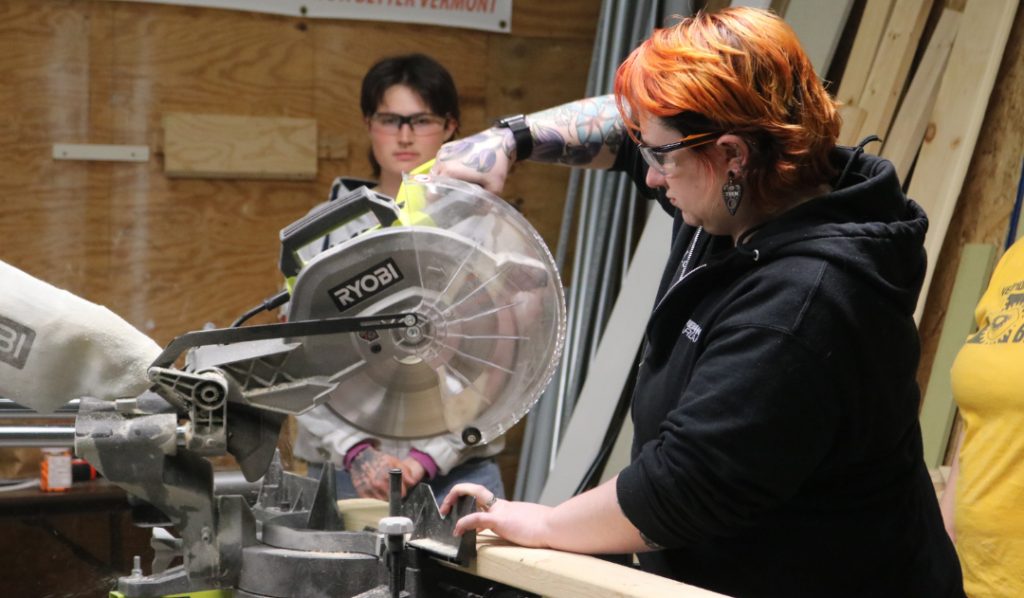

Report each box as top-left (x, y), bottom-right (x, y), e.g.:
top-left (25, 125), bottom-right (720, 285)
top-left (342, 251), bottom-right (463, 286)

top-left (839, 0), bottom-right (934, 145)
top-left (908, 0), bottom-right (1020, 325)
top-left (879, 8), bottom-right (960, 182)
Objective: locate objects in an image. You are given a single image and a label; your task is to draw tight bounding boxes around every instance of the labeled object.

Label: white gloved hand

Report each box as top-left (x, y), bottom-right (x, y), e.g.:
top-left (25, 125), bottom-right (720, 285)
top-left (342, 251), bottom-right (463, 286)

top-left (0, 260), bottom-right (162, 413)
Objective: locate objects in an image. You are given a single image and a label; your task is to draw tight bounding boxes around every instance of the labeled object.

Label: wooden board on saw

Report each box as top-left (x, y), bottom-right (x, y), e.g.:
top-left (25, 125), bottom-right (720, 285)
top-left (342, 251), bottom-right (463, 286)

top-left (336, 501), bottom-right (730, 598)
top-left (909, 0), bottom-right (1019, 323)
top-left (880, 7), bottom-right (960, 183)
top-left (163, 113), bottom-right (318, 180)
top-left (446, 532), bottom-right (730, 598)
top-left (854, 0), bottom-right (934, 143)
top-left (337, 498), bottom-right (389, 532)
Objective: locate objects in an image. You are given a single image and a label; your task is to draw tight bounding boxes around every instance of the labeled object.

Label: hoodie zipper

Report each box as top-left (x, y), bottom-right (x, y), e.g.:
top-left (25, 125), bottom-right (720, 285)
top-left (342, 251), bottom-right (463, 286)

top-left (653, 227), bottom-right (705, 313)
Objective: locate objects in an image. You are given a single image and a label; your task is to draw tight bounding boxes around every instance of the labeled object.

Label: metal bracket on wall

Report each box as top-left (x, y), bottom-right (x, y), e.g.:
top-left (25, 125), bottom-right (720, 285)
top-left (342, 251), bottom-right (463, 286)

top-left (52, 144), bottom-right (150, 162)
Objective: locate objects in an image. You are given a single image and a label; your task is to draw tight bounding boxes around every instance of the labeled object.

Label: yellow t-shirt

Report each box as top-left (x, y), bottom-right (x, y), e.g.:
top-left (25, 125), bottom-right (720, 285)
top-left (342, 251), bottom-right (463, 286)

top-left (950, 240), bottom-right (1024, 597)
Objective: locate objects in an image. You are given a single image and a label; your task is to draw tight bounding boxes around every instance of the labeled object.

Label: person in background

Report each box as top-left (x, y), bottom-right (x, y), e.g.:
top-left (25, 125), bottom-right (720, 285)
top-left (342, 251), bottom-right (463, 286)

top-left (293, 54), bottom-right (506, 505)
top-left (942, 238), bottom-right (1024, 598)
top-left (433, 8), bottom-right (965, 597)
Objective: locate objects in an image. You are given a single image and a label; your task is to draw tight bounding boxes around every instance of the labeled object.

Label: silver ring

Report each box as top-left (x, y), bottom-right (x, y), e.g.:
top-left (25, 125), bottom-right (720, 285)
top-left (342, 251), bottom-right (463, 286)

top-left (481, 495), bottom-right (498, 511)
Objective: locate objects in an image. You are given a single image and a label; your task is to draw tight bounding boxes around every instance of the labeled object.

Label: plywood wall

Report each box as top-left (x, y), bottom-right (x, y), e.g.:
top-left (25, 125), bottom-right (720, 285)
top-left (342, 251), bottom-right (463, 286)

top-left (0, 0), bottom-right (597, 485)
top-left (0, 0), bottom-right (595, 337)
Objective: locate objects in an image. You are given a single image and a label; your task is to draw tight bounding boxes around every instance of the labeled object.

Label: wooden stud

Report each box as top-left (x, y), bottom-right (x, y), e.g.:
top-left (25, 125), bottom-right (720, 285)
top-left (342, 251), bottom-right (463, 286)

top-left (919, 243), bottom-right (996, 468)
top-left (834, 0), bottom-right (894, 107)
top-left (837, 104), bottom-right (868, 146)
top-left (910, 0), bottom-right (1019, 324)
top-left (856, 0), bottom-right (934, 142)
top-left (881, 8), bottom-right (961, 183)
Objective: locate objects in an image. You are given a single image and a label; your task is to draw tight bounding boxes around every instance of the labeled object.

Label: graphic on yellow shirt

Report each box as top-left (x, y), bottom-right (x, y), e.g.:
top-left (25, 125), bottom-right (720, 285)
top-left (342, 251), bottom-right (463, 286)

top-left (965, 283), bottom-right (1024, 344)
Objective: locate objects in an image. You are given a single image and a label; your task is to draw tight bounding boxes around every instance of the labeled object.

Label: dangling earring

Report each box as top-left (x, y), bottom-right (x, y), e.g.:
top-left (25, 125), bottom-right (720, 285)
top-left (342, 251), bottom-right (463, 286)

top-left (722, 171), bottom-right (743, 216)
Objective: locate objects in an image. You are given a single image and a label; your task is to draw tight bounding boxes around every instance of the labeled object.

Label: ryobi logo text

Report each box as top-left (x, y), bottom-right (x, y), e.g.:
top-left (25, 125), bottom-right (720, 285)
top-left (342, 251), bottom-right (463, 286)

top-left (0, 314), bottom-right (35, 370)
top-left (328, 258), bottom-right (404, 312)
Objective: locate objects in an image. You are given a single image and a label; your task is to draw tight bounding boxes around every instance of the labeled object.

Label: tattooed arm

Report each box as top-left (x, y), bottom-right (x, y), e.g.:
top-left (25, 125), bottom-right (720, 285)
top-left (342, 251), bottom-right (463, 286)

top-left (432, 95), bottom-right (627, 195)
top-left (349, 446), bottom-right (410, 500)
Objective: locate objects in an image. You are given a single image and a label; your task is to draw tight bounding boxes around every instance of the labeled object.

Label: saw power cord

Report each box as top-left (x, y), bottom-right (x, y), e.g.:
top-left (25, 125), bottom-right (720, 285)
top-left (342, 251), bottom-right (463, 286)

top-left (231, 290), bottom-right (291, 328)
top-left (0, 478), bottom-right (40, 493)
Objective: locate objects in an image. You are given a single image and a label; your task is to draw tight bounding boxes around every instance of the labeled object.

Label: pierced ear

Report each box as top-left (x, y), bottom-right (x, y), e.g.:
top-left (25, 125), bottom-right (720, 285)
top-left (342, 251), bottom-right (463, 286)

top-left (720, 136), bottom-right (750, 173)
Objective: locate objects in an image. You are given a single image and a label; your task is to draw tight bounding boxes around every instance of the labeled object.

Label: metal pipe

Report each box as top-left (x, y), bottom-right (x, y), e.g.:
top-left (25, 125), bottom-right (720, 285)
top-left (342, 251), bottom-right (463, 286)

top-left (555, 169), bottom-right (581, 270)
top-left (623, 185), bottom-right (638, 276)
top-left (551, 166), bottom-right (597, 469)
top-left (0, 399), bottom-right (79, 419)
top-left (0, 425), bottom-right (76, 448)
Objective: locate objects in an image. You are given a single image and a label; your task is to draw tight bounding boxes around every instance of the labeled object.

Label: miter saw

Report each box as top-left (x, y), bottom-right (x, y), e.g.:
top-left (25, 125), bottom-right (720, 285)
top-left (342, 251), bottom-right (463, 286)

top-left (73, 174), bottom-right (566, 598)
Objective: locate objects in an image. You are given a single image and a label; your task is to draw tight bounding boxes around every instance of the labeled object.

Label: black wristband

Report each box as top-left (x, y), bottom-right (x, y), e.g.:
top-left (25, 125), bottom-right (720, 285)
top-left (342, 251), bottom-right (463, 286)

top-left (495, 114), bottom-right (533, 162)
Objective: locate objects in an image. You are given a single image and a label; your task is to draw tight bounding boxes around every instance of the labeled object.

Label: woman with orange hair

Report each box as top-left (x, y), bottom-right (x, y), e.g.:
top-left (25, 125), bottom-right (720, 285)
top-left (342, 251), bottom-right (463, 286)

top-left (434, 8), bottom-right (964, 597)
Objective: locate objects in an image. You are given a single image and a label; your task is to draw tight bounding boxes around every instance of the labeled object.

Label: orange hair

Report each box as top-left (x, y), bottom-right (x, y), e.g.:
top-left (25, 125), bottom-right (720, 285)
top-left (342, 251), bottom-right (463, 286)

top-left (615, 7), bottom-right (841, 209)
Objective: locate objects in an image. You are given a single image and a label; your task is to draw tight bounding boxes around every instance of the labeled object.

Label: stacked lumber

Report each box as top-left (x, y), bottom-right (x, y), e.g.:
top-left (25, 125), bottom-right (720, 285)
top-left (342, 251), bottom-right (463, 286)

top-left (836, 0), bottom-right (933, 146)
top-left (833, 0), bottom-right (1020, 468)
top-left (835, 0), bottom-right (1017, 324)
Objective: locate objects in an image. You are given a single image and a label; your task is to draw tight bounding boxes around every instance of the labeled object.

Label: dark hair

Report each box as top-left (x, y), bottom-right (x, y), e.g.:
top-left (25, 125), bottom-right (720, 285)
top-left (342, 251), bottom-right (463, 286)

top-left (361, 53), bottom-right (461, 178)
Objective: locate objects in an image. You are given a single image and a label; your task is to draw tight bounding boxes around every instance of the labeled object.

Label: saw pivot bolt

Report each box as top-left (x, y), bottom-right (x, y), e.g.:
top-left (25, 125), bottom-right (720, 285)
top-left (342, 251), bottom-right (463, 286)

top-left (193, 380), bottom-right (226, 410)
top-left (461, 427), bottom-right (481, 445)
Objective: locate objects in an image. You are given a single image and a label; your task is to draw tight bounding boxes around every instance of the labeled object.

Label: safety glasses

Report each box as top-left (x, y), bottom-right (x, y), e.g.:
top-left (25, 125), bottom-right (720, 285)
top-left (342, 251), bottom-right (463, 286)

top-left (639, 131), bottom-right (722, 175)
top-left (370, 112), bottom-right (449, 136)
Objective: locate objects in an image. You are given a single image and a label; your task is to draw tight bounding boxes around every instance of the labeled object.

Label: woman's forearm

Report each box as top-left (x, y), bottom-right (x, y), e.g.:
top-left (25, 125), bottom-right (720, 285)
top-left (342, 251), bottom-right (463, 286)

top-left (526, 95), bottom-right (627, 170)
top-left (542, 476), bottom-right (653, 555)
top-left (432, 95), bottom-right (627, 195)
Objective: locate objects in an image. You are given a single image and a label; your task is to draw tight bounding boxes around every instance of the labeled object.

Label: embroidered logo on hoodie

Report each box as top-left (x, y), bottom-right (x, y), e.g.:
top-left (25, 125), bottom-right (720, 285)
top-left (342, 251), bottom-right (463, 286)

top-left (683, 320), bottom-right (702, 343)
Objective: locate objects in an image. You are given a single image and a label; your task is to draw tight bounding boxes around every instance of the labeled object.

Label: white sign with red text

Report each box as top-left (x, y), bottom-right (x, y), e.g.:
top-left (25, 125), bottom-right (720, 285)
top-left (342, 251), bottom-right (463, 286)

top-left (110, 0), bottom-right (512, 33)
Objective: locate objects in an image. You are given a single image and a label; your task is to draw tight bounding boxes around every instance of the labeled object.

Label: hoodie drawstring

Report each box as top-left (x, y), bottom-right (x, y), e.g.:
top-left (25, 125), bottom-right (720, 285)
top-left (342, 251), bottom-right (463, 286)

top-left (835, 135), bottom-right (881, 189)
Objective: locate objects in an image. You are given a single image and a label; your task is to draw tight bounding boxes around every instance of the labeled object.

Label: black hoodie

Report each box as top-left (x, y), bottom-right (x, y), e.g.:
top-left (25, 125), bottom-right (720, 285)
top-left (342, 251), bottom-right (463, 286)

top-left (611, 142), bottom-right (965, 598)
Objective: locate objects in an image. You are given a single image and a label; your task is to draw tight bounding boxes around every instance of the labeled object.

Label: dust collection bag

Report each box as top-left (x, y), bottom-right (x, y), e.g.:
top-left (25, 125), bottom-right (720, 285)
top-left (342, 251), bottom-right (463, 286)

top-left (0, 260), bottom-right (160, 413)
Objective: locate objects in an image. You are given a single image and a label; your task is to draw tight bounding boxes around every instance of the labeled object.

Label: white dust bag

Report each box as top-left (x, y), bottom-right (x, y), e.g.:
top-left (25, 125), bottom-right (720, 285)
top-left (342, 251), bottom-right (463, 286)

top-left (0, 260), bottom-right (161, 413)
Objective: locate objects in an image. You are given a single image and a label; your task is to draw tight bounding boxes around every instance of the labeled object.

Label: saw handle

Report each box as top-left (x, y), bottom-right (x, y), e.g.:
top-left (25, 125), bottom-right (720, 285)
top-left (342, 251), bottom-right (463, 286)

top-left (279, 186), bottom-right (401, 278)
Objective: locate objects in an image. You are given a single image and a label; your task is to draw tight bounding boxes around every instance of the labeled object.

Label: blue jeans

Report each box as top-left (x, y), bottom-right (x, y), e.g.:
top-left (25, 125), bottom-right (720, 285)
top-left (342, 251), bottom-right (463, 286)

top-left (307, 457), bottom-right (505, 507)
